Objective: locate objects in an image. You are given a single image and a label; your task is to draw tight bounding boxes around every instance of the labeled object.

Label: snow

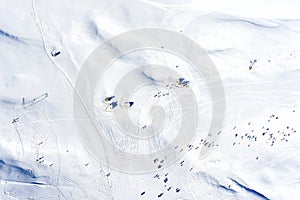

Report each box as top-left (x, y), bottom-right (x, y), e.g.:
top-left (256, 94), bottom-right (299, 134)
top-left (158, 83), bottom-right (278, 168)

top-left (0, 0), bottom-right (300, 199)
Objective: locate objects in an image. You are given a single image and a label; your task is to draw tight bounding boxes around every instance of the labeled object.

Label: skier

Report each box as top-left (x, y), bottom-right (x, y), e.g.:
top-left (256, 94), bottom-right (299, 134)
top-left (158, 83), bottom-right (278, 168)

top-left (12, 118), bottom-right (19, 123)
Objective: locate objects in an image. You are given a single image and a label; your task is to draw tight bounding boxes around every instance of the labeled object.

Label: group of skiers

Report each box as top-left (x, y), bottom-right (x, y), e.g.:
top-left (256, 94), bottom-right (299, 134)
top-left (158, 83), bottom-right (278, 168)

top-left (232, 111), bottom-right (297, 150)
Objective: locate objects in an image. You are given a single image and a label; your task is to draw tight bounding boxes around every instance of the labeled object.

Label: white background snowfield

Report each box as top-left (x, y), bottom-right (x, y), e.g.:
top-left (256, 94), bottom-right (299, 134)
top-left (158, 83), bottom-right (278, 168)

top-left (0, 0), bottom-right (300, 199)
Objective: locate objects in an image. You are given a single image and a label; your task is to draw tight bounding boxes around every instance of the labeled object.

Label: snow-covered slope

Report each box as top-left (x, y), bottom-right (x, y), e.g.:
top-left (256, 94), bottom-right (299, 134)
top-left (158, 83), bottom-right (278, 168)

top-left (0, 0), bottom-right (300, 199)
